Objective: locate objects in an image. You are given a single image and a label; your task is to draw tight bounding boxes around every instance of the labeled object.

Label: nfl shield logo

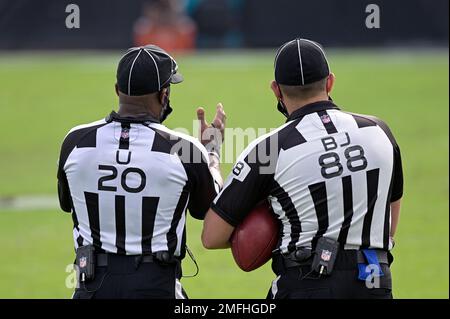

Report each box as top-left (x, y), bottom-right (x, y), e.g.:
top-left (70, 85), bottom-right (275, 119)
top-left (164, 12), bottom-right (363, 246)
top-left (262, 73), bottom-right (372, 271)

top-left (320, 114), bottom-right (331, 124)
top-left (121, 129), bottom-right (129, 139)
top-left (321, 249), bottom-right (332, 261)
top-left (79, 256), bottom-right (87, 268)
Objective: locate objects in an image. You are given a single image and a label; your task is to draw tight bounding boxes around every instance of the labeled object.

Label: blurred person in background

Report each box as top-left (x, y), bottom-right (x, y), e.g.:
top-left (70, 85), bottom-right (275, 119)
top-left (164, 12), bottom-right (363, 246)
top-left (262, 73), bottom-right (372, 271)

top-left (133, 0), bottom-right (197, 52)
top-left (188, 0), bottom-right (243, 48)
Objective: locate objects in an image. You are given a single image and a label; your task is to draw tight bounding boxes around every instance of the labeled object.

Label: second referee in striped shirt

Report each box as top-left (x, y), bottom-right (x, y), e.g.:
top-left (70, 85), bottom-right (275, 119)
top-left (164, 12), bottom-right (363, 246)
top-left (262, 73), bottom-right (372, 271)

top-left (202, 38), bottom-right (403, 299)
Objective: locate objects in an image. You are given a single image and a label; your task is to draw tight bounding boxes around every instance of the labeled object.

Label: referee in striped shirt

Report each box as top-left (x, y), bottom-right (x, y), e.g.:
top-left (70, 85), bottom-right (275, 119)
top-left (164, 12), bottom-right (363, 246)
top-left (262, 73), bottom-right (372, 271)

top-left (57, 45), bottom-right (225, 299)
top-left (202, 39), bottom-right (403, 299)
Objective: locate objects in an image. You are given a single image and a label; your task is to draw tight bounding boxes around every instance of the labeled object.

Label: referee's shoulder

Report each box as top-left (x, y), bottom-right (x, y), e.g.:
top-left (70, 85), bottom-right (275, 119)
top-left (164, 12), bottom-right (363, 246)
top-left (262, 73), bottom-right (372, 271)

top-left (344, 111), bottom-right (399, 147)
top-left (149, 123), bottom-right (209, 162)
top-left (64, 118), bottom-right (108, 139)
top-left (60, 118), bottom-right (108, 149)
top-left (58, 118), bottom-right (108, 166)
top-left (236, 121), bottom-right (295, 163)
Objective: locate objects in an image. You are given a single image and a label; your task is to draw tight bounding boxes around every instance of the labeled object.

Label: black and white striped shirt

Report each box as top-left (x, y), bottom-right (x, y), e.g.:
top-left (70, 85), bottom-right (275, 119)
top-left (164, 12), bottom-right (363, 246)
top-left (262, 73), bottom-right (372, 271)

top-left (212, 100), bottom-right (403, 252)
top-left (57, 111), bottom-right (217, 258)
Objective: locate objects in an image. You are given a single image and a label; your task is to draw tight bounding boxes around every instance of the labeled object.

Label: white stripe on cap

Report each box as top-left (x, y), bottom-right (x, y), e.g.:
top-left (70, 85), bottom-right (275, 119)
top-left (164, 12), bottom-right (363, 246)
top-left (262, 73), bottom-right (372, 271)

top-left (149, 46), bottom-right (175, 61)
top-left (301, 38), bottom-right (330, 73)
top-left (274, 39), bottom-right (296, 70)
top-left (127, 49), bottom-right (143, 95)
top-left (297, 39), bottom-right (305, 85)
top-left (119, 46), bottom-right (141, 61)
top-left (147, 47), bottom-right (178, 87)
top-left (143, 49), bottom-right (161, 91)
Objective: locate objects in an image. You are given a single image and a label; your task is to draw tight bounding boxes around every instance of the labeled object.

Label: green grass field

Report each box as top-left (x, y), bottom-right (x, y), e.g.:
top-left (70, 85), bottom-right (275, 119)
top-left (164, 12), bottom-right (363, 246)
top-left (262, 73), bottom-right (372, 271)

top-left (0, 50), bottom-right (448, 298)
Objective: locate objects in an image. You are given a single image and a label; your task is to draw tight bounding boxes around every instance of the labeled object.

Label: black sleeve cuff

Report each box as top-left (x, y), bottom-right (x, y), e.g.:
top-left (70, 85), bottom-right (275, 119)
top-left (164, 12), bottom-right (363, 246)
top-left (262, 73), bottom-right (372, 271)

top-left (57, 181), bottom-right (72, 213)
top-left (189, 208), bottom-right (207, 221)
top-left (390, 191), bottom-right (403, 202)
top-left (210, 203), bottom-right (240, 227)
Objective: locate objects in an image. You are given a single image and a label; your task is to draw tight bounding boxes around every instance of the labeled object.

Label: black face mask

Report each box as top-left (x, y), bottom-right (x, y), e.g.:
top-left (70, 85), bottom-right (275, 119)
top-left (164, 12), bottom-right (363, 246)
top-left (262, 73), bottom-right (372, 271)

top-left (277, 100), bottom-right (289, 118)
top-left (159, 87), bottom-right (173, 123)
top-left (160, 99), bottom-right (173, 123)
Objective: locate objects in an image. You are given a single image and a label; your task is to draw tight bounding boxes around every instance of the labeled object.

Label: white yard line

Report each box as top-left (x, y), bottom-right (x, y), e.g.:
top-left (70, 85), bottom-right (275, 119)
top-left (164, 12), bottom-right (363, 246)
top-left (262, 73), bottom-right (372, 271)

top-left (0, 195), bottom-right (59, 211)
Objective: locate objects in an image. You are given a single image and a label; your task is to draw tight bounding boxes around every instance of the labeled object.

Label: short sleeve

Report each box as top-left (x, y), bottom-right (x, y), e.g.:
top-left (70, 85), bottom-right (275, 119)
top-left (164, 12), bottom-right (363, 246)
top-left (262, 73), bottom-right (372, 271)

top-left (371, 117), bottom-right (403, 203)
top-left (183, 143), bottom-right (218, 220)
top-left (57, 163), bottom-right (72, 212)
top-left (211, 137), bottom-right (276, 226)
top-left (390, 144), bottom-right (403, 202)
top-left (367, 115), bottom-right (404, 202)
top-left (56, 120), bottom-right (107, 213)
top-left (57, 133), bottom-right (75, 213)
top-left (151, 126), bottom-right (219, 220)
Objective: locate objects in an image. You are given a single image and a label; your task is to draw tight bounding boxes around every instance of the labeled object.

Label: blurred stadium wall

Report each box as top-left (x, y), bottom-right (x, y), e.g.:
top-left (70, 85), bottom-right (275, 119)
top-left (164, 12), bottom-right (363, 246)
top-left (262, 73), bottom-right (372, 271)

top-left (0, 0), bottom-right (448, 50)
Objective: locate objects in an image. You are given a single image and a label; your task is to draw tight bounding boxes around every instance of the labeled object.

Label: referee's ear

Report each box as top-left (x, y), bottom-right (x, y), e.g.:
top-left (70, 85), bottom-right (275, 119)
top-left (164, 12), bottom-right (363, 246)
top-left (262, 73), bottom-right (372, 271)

top-left (115, 83), bottom-right (120, 96)
top-left (270, 80), bottom-right (282, 100)
top-left (326, 73), bottom-right (336, 94)
top-left (159, 87), bottom-right (169, 105)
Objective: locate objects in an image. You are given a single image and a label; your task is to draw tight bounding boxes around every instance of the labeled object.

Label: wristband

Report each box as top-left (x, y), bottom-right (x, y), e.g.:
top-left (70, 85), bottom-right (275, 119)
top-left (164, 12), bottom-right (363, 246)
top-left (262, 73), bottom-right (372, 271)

top-left (204, 137), bottom-right (221, 155)
top-left (208, 151), bottom-right (220, 161)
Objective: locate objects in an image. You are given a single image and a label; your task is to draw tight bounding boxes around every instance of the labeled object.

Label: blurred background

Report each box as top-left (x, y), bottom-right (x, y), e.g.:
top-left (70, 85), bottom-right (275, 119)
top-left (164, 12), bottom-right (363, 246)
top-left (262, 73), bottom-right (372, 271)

top-left (0, 0), bottom-right (448, 50)
top-left (0, 0), bottom-right (448, 298)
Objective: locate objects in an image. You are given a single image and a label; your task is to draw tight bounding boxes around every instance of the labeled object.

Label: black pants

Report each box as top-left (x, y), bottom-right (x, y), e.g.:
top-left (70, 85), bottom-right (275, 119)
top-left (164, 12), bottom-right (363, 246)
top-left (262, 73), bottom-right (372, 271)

top-left (268, 251), bottom-right (393, 299)
top-left (73, 254), bottom-right (187, 299)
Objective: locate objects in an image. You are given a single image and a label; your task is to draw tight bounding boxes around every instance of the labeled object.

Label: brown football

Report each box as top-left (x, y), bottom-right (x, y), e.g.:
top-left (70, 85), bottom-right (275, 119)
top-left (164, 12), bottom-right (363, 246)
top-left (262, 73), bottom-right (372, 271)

top-left (230, 201), bottom-right (279, 272)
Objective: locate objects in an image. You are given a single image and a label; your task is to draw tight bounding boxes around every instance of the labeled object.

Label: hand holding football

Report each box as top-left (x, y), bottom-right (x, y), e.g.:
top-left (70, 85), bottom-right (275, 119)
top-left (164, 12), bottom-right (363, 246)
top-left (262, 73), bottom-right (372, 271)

top-left (230, 201), bottom-right (279, 272)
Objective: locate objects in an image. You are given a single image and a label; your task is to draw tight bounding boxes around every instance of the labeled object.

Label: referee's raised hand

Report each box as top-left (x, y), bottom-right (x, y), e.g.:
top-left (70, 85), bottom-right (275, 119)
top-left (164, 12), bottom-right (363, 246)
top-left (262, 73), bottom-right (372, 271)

top-left (197, 103), bottom-right (226, 148)
top-left (196, 103), bottom-right (226, 189)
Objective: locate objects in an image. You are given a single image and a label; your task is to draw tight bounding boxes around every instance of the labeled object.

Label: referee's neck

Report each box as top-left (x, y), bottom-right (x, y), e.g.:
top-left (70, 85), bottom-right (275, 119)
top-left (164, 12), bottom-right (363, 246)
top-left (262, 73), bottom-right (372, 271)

top-left (117, 103), bottom-right (161, 119)
top-left (117, 91), bottom-right (162, 119)
top-left (286, 94), bottom-right (330, 115)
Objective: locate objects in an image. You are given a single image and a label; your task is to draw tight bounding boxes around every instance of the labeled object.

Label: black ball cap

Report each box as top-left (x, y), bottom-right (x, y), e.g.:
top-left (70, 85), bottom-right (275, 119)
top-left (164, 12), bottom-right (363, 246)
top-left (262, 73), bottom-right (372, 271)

top-left (275, 38), bottom-right (330, 86)
top-left (116, 44), bottom-right (183, 96)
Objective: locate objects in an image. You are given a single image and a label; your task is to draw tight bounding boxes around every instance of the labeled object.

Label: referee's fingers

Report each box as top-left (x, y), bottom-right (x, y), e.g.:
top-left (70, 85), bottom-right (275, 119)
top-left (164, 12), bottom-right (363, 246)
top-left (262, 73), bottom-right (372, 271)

top-left (213, 103), bottom-right (226, 129)
top-left (196, 107), bottom-right (208, 128)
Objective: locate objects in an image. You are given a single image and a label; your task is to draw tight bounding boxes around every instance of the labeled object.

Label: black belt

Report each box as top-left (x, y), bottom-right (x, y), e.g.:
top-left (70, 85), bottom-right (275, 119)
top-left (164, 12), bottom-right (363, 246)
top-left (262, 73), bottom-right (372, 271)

top-left (96, 253), bottom-right (155, 267)
top-left (356, 250), bottom-right (389, 264)
top-left (273, 249), bottom-right (390, 273)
